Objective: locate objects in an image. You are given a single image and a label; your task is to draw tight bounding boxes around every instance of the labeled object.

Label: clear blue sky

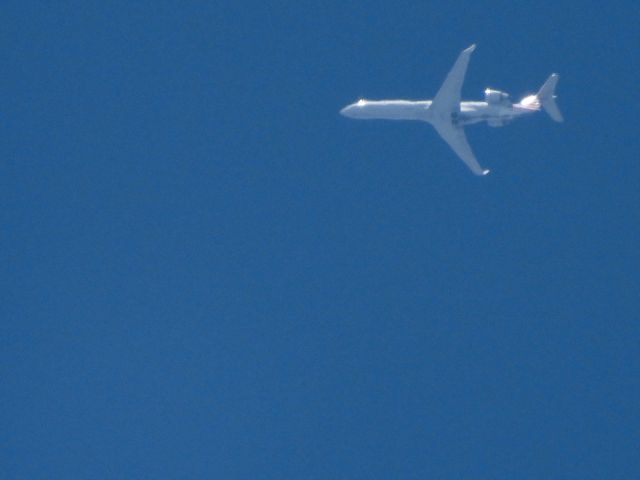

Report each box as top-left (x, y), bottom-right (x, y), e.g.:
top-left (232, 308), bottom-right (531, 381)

top-left (2, 2), bottom-right (638, 478)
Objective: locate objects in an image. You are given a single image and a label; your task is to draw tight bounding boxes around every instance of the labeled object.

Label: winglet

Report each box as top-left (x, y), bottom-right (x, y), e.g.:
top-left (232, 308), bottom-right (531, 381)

top-left (465, 44), bottom-right (476, 53)
top-left (482, 169), bottom-right (490, 176)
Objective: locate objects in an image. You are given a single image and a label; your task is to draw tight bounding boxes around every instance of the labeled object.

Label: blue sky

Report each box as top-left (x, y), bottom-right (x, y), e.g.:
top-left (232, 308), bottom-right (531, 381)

top-left (2, 2), bottom-right (638, 478)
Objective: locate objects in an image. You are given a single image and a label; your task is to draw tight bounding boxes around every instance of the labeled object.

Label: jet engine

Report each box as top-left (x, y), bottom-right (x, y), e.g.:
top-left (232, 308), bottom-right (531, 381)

top-left (484, 88), bottom-right (511, 105)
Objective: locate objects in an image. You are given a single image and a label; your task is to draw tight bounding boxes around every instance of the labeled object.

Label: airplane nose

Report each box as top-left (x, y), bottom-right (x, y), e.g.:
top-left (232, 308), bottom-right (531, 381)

top-left (341, 104), bottom-right (359, 117)
top-left (341, 99), bottom-right (367, 117)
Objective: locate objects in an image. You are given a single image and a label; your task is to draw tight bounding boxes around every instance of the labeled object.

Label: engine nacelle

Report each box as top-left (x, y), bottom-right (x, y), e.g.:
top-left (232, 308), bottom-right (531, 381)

top-left (484, 88), bottom-right (511, 105)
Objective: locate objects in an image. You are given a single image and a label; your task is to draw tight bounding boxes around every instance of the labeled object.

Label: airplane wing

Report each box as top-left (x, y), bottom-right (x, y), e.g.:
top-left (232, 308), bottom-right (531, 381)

top-left (431, 120), bottom-right (490, 176)
top-left (429, 44), bottom-right (489, 175)
top-left (431, 44), bottom-right (476, 116)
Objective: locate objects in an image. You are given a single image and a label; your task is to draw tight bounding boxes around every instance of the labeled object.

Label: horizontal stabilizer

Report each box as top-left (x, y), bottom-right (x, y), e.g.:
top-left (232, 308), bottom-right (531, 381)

top-left (537, 74), bottom-right (563, 122)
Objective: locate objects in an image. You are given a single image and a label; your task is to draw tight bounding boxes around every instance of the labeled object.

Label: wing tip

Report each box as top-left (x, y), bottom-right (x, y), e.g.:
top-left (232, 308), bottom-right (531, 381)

top-left (481, 169), bottom-right (490, 176)
top-left (465, 44), bottom-right (477, 53)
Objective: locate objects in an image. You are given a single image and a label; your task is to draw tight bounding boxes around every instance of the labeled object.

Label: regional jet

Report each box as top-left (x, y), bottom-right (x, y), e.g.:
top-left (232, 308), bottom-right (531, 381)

top-left (340, 44), bottom-right (562, 175)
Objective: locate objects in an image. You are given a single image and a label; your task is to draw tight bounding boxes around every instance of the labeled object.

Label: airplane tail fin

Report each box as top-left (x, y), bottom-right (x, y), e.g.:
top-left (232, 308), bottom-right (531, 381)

top-left (536, 74), bottom-right (563, 122)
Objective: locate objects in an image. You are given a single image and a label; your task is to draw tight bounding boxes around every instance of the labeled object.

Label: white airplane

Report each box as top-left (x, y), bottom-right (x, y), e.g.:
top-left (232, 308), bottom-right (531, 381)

top-left (340, 44), bottom-right (563, 175)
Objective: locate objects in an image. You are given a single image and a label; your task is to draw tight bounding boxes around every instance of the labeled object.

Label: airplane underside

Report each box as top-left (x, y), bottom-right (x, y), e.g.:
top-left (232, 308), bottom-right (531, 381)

top-left (455, 112), bottom-right (517, 127)
top-left (340, 44), bottom-right (562, 175)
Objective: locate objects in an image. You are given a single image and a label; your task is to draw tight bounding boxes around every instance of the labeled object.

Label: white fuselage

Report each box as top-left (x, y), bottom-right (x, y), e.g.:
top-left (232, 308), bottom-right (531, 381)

top-left (340, 98), bottom-right (538, 126)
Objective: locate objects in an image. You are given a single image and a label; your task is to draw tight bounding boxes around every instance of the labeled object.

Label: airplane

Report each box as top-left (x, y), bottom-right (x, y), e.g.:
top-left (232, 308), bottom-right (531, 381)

top-left (339, 44), bottom-right (562, 175)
